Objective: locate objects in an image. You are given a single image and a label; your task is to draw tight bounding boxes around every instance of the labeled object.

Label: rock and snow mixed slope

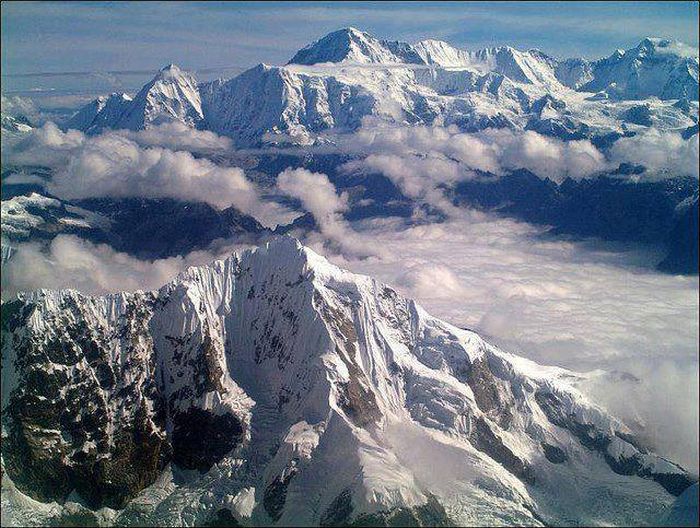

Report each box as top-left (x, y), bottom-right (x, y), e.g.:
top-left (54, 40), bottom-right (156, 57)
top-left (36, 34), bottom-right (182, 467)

top-left (0, 193), bottom-right (268, 262)
top-left (1, 237), bottom-right (695, 526)
top-left (66, 28), bottom-right (699, 146)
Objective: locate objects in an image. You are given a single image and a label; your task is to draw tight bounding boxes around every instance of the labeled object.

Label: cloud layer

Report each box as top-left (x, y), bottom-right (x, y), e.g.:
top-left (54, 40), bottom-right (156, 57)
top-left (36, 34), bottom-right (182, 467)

top-left (0, 234), bottom-right (253, 297)
top-left (5, 122), bottom-right (293, 225)
top-left (336, 122), bottom-right (697, 215)
top-left (277, 167), bottom-right (379, 257)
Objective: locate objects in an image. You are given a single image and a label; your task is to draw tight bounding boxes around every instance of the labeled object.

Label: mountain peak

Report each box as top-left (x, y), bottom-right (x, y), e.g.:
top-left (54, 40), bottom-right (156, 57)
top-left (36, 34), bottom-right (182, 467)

top-left (633, 37), bottom-right (698, 58)
top-left (287, 27), bottom-right (419, 65)
top-left (155, 63), bottom-right (188, 80)
top-left (3, 236), bottom-right (696, 525)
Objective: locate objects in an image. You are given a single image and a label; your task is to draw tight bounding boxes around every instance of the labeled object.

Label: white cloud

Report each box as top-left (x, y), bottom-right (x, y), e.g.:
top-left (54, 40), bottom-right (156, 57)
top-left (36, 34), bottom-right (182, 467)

top-left (7, 122), bottom-right (84, 167)
top-left (0, 235), bottom-right (254, 298)
top-left (276, 167), bottom-right (379, 257)
top-left (48, 132), bottom-right (259, 210)
top-left (484, 129), bottom-right (608, 181)
top-left (116, 121), bottom-right (233, 153)
top-left (337, 123), bottom-right (610, 215)
top-left (5, 122), bottom-right (292, 225)
top-left (609, 128), bottom-right (699, 179)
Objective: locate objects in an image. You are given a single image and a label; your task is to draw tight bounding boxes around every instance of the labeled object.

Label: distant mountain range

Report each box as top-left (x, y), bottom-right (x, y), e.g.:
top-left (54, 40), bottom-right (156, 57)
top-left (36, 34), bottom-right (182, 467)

top-left (1, 28), bottom-right (698, 275)
top-left (64, 28), bottom-right (698, 145)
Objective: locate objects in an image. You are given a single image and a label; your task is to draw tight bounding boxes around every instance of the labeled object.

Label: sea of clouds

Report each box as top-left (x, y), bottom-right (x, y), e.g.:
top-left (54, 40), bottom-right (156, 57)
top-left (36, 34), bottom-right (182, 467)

top-left (1, 113), bottom-right (698, 473)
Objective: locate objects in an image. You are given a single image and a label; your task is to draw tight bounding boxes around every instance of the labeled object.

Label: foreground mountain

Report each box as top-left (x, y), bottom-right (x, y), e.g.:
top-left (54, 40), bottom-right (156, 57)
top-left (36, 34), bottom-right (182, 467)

top-left (66, 28), bottom-right (698, 146)
top-left (1, 237), bottom-right (695, 526)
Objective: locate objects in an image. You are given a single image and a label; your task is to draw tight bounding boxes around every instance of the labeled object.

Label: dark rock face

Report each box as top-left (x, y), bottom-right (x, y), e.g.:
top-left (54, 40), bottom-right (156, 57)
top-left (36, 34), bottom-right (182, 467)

top-left (198, 509), bottom-right (242, 527)
top-left (463, 356), bottom-right (513, 429)
top-left (541, 442), bottom-right (568, 464)
top-left (314, 291), bottom-right (382, 427)
top-left (1, 291), bottom-right (247, 510)
top-left (1, 295), bottom-right (170, 509)
top-left (263, 467), bottom-right (298, 521)
top-left (321, 489), bottom-right (354, 527)
top-left (172, 408), bottom-right (245, 471)
top-left (471, 416), bottom-right (532, 483)
top-left (347, 494), bottom-right (453, 527)
top-left (534, 390), bottom-right (697, 496)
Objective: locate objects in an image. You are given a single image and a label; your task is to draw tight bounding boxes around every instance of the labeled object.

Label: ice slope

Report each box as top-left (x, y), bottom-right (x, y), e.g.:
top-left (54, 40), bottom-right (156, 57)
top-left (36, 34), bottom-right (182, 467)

top-left (1, 237), bottom-right (695, 526)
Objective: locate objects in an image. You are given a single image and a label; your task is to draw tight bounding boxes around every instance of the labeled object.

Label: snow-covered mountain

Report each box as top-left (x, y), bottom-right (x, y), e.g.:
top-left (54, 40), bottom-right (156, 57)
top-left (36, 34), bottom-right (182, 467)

top-left (288, 27), bottom-right (424, 65)
top-left (1, 237), bottom-right (695, 526)
top-left (65, 28), bottom-right (699, 146)
top-left (575, 38), bottom-right (699, 100)
top-left (66, 64), bottom-right (203, 133)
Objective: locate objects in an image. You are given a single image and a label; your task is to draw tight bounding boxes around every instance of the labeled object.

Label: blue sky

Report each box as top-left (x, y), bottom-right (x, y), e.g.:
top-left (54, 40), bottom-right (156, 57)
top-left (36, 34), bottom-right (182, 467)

top-left (2, 1), bottom-right (698, 75)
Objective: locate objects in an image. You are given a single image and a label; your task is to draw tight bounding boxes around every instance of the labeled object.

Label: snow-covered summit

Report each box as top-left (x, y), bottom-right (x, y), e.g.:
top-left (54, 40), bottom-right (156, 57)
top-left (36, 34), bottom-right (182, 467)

top-left (66, 64), bottom-right (203, 133)
top-left (573, 37), bottom-right (699, 99)
top-left (116, 62), bottom-right (203, 129)
top-left (2, 236), bottom-right (695, 526)
top-left (288, 27), bottom-right (423, 65)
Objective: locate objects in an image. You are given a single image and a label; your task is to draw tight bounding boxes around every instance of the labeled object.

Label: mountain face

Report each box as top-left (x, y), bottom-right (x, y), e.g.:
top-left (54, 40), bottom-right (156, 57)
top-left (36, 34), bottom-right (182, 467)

top-left (1, 237), bottom-right (695, 526)
top-left (65, 29), bottom-right (699, 146)
top-left (66, 65), bottom-right (203, 133)
top-left (577, 38), bottom-right (700, 100)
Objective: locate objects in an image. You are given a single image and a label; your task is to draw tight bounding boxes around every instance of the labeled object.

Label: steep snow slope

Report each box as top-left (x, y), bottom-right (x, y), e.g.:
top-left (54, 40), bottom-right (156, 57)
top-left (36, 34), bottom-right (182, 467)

top-left (67, 65), bottom-right (203, 134)
top-left (65, 93), bottom-right (133, 133)
top-left (414, 39), bottom-right (562, 88)
top-left (1, 237), bottom-right (695, 526)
